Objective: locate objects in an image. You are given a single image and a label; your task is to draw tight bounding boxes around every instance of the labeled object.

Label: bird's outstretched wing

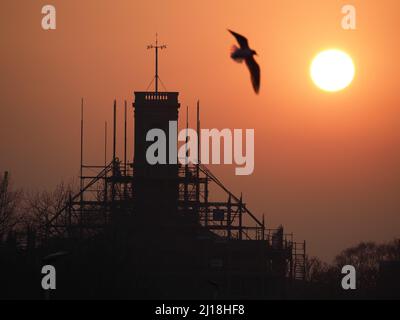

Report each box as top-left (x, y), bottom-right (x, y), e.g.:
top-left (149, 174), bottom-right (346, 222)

top-left (245, 56), bottom-right (260, 94)
top-left (228, 29), bottom-right (249, 49)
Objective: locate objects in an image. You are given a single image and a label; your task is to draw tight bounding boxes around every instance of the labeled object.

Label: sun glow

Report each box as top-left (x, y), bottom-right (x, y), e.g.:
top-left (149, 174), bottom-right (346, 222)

top-left (310, 49), bottom-right (355, 92)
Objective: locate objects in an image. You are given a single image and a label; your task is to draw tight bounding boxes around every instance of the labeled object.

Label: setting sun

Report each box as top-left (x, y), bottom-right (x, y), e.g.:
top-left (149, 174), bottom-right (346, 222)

top-left (310, 49), bottom-right (355, 92)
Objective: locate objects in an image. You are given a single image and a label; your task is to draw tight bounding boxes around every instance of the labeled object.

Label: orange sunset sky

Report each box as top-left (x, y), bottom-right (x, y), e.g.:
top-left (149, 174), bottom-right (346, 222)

top-left (1, 0), bottom-right (400, 261)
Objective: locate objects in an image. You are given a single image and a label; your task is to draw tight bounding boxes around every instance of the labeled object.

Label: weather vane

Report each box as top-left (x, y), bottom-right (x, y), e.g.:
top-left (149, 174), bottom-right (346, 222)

top-left (147, 33), bottom-right (167, 94)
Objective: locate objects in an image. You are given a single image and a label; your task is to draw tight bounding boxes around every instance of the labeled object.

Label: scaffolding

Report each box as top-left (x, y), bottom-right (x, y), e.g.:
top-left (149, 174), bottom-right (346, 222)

top-left (41, 85), bottom-right (307, 283)
top-left (45, 155), bottom-right (306, 281)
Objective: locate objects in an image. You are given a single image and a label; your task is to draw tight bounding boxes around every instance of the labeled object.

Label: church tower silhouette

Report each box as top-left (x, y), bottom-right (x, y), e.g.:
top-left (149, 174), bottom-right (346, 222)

top-left (133, 35), bottom-right (180, 216)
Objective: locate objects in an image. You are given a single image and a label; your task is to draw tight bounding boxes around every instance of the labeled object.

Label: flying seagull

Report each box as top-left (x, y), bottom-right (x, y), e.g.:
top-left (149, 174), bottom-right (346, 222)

top-left (228, 29), bottom-right (260, 94)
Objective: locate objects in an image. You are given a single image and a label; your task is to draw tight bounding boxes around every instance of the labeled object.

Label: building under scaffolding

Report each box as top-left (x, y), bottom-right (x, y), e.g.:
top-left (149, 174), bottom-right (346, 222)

top-left (38, 39), bottom-right (306, 298)
top-left (42, 85), bottom-right (306, 298)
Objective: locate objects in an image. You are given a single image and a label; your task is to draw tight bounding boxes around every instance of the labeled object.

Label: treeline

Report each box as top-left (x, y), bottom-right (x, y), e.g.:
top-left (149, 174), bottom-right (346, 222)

top-left (0, 171), bottom-right (75, 245)
top-left (303, 240), bottom-right (400, 298)
top-left (1, 171), bottom-right (399, 299)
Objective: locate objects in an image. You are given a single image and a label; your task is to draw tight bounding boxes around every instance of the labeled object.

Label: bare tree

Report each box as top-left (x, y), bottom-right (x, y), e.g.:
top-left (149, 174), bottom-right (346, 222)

top-left (305, 239), bottom-right (400, 297)
top-left (334, 242), bottom-right (381, 290)
top-left (306, 256), bottom-right (326, 282)
top-left (305, 255), bottom-right (337, 286)
top-left (0, 172), bottom-right (22, 240)
top-left (380, 239), bottom-right (400, 261)
top-left (23, 181), bottom-right (75, 241)
top-left (334, 240), bottom-right (400, 291)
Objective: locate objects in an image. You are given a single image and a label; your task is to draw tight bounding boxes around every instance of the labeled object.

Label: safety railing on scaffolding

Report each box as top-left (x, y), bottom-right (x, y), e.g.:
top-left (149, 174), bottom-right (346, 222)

top-left (178, 163), bottom-right (306, 280)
